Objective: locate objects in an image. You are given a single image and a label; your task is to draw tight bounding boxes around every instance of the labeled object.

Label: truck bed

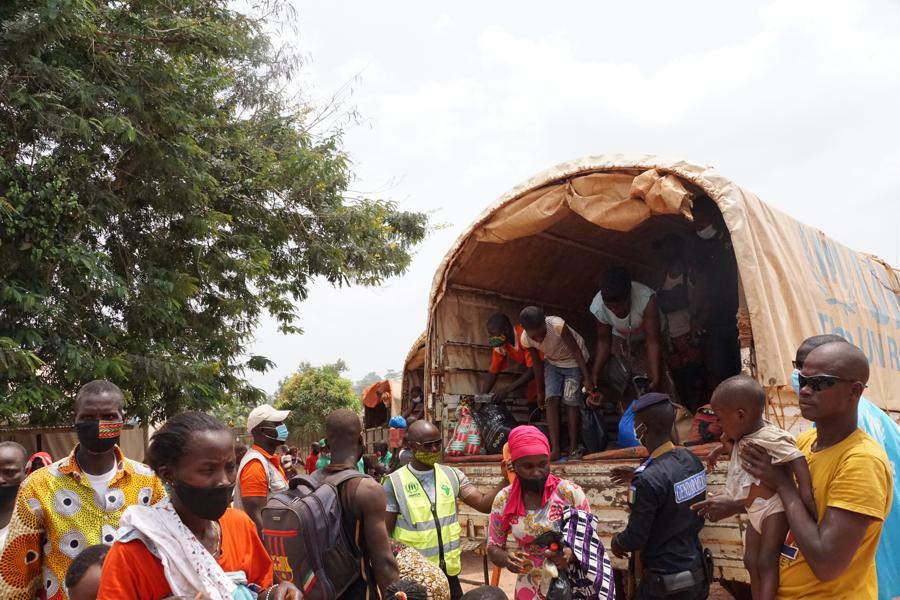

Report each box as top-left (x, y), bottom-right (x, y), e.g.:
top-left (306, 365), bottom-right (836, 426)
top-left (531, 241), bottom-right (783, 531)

top-left (453, 458), bottom-right (749, 586)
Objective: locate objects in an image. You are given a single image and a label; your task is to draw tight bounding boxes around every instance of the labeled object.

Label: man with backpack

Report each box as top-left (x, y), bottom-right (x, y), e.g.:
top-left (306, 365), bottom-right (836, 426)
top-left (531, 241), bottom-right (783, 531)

top-left (384, 420), bottom-right (505, 600)
top-left (261, 409), bottom-right (399, 599)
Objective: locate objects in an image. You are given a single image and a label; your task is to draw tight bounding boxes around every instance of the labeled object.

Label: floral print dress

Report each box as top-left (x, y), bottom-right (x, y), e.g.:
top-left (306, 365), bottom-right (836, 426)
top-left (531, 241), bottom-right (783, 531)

top-left (488, 479), bottom-right (590, 600)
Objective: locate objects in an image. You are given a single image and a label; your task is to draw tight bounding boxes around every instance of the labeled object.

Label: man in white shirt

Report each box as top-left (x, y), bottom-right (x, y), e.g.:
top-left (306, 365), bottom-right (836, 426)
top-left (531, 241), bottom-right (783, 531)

top-left (520, 306), bottom-right (593, 461)
top-left (0, 441), bottom-right (28, 549)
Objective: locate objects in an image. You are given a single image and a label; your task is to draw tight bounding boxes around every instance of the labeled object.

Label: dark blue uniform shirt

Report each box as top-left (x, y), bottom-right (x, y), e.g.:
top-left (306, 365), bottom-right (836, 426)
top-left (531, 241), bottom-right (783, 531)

top-left (616, 446), bottom-right (708, 573)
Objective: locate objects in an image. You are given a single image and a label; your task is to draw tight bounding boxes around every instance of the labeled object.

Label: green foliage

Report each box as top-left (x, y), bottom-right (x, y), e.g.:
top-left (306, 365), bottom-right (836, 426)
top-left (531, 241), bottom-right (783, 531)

top-left (275, 360), bottom-right (360, 439)
top-left (352, 368), bottom-right (401, 396)
top-left (0, 1), bottom-right (428, 425)
top-left (352, 371), bottom-right (383, 397)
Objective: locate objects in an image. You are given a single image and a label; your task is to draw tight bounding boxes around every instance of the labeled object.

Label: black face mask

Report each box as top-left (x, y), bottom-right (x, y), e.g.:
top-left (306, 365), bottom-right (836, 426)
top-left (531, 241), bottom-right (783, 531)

top-left (520, 475), bottom-right (548, 494)
top-left (0, 483), bottom-right (20, 504)
top-left (75, 419), bottom-right (122, 454)
top-left (173, 481), bottom-right (234, 521)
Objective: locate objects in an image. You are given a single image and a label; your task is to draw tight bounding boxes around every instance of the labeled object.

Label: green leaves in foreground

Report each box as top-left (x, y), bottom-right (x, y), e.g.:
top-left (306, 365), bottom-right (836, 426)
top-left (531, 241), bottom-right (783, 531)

top-left (0, 0), bottom-right (428, 424)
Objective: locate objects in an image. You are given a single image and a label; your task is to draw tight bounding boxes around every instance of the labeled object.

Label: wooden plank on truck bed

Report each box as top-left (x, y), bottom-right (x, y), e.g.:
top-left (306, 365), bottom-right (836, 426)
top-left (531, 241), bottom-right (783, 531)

top-left (452, 459), bottom-right (749, 585)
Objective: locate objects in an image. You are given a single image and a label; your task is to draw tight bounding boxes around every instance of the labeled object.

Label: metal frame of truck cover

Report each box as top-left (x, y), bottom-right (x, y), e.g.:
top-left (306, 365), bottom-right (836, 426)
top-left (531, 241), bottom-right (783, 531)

top-left (418, 154), bottom-right (900, 586)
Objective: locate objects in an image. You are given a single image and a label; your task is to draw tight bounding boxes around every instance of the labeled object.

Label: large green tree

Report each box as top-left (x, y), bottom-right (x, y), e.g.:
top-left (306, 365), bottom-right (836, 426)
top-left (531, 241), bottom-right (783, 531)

top-left (0, 1), bottom-right (427, 425)
top-left (275, 360), bottom-right (359, 439)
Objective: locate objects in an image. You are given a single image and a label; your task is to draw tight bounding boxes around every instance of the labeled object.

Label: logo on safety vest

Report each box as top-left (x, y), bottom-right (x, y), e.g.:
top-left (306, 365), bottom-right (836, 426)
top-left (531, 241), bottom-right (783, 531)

top-left (405, 481), bottom-right (421, 496)
top-left (441, 483), bottom-right (451, 496)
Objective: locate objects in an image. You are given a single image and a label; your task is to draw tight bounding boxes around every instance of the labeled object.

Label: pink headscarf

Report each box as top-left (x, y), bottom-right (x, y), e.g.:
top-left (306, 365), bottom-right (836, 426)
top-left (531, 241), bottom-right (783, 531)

top-left (501, 426), bottom-right (561, 524)
top-left (26, 452), bottom-right (53, 475)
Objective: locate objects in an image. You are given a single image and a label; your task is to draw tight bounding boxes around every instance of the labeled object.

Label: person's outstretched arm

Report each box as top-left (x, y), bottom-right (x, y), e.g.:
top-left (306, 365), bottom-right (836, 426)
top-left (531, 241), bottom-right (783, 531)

top-left (561, 326), bottom-right (593, 391)
top-left (592, 321), bottom-right (612, 385)
top-left (642, 297), bottom-right (663, 391)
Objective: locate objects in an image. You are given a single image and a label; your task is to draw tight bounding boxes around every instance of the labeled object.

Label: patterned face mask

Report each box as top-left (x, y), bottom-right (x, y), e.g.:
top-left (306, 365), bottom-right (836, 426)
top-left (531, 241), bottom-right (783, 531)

top-left (488, 335), bottom-right (507, 348)
top-left (414, 451), bottom-right (441, 467)
top-left (75, 419), bottom-right (123, 453)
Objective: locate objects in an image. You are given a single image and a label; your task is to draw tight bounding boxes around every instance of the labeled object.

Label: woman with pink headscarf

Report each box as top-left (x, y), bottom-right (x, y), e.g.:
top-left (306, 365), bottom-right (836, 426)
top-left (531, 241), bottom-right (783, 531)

top-left (486, 426), bottom-right (592, 600)
top-left (26, 451), bottom-right (52, 474)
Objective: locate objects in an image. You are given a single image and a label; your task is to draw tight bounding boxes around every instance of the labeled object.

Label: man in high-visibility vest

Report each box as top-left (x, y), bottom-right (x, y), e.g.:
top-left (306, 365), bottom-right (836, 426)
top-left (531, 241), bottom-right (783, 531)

top-left (384, 420), bottom-right (506, 600)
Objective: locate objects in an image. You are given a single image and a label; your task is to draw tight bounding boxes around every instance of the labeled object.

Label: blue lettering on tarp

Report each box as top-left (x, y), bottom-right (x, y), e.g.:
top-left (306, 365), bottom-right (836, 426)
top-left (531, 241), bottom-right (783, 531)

top-left (865, 262), bottom-right (891, 326)
top-left (810, 231), bottom-right (832, 284)
top-left (818, 313), bottom-right (900, 373)
top-left (674, 470), bottom-right (707, 504)
top-left (869, 330), bottom-right (886, 370)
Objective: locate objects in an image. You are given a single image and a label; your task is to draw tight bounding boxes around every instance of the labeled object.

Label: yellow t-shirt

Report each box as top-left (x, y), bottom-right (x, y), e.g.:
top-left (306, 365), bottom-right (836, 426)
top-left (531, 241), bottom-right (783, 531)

top-left (777, 428), bottom-right (892, 600)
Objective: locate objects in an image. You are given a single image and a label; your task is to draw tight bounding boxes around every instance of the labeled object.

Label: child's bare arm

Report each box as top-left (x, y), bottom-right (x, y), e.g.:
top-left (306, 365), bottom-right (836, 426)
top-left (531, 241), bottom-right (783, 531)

top-left (706, 444), bottom-right (726, 471)
top-left (788, 457), bottom-right (818, 521)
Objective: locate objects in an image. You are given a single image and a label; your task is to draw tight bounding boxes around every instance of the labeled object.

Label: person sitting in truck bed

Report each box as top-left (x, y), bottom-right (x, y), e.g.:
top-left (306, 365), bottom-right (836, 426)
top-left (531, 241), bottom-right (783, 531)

top-left (482, 312), bottom-right (542, 404)
top-left (590, 265), bottom-right (667, 411)
top-left (519, 306), bottom-right (593, 461)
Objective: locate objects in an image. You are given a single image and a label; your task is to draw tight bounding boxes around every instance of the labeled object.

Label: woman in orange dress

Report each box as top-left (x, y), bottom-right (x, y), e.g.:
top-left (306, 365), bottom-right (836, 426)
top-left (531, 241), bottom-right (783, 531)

top-left (98, 412), bottom-right (300, 600)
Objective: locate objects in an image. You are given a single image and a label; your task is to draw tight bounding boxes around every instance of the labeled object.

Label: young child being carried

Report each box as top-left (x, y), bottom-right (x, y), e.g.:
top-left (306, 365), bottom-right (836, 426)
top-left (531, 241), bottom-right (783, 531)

top-left (698, 375), bottom-right (817, 600)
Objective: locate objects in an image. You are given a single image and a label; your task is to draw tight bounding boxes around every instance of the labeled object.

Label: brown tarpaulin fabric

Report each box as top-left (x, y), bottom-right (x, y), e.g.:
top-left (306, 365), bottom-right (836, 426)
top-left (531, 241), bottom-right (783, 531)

top-left (427, 155), bottom-right (900, 416)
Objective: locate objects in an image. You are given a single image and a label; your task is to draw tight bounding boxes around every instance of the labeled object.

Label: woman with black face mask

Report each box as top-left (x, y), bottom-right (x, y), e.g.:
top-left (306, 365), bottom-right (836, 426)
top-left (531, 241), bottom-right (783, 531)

top-left (486, 426), bottom-right (595, 599)
top-left (97, 412), bottom-right (300, 600)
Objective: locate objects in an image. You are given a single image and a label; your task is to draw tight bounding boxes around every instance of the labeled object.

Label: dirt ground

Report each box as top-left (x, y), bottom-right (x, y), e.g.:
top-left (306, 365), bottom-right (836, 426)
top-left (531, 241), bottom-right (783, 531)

top-left (457, 550), bottom-right (734, 598)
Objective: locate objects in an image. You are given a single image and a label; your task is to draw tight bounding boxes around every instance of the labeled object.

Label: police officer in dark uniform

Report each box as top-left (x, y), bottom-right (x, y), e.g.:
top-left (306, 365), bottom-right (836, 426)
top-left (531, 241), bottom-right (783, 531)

top-left (610, 393), bottom-right (710, 599)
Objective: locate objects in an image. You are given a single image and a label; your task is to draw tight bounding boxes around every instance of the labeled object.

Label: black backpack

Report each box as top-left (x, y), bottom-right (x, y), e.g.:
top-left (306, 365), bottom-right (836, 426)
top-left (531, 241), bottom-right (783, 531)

top-left (261, 470), bottom-right (368, 600)
top-left (473, 401), bottom-right (519, 454)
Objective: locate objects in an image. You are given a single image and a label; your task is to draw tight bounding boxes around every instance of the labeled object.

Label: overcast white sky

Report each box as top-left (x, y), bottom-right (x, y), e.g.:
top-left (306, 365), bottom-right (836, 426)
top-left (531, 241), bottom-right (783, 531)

top-left (246, 0), bottom-right (900, 394)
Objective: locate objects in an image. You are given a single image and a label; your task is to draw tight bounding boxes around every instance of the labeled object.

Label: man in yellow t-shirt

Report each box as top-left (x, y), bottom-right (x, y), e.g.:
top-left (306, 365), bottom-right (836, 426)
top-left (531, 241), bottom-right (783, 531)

top-left (743, 341), bottom-right (892, 600)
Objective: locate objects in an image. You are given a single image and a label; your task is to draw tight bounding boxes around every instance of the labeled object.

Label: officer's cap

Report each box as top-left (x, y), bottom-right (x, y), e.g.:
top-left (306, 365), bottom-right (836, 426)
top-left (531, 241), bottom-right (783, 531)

top-left (633, 392), bottom-right (671, 413)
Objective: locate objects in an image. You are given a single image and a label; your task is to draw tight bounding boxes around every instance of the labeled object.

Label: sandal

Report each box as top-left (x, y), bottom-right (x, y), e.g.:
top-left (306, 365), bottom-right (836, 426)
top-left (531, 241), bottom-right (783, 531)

top-left (568, 446), bottom-right (585, 461)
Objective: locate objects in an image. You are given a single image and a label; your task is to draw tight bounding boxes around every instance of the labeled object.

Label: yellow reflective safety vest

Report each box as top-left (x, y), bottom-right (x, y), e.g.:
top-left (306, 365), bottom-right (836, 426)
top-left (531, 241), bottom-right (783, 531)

top-left (388, 464), bottom-right (462, 576)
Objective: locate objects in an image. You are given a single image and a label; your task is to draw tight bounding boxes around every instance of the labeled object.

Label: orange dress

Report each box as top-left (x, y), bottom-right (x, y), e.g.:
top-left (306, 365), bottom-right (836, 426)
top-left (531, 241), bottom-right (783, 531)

top-left (97, 508), bottom-right (274, 600)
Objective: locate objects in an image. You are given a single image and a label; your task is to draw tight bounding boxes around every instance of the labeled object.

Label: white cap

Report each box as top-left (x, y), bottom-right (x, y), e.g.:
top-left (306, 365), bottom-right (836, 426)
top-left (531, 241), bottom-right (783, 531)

top-left (247, 404), bottom-right (291, 432)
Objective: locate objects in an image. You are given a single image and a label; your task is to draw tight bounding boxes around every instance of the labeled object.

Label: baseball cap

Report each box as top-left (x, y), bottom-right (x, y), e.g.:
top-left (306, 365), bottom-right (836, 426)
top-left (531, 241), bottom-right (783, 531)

top-left (246, 404), bottom-right (291, 432)
top-left (633, 392), bottom-right (671, 413)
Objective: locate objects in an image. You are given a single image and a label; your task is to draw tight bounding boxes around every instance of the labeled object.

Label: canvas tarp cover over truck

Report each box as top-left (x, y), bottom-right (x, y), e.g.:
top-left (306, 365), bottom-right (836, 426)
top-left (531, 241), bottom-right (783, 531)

top-left (426, 154), bottom-right (900, 420)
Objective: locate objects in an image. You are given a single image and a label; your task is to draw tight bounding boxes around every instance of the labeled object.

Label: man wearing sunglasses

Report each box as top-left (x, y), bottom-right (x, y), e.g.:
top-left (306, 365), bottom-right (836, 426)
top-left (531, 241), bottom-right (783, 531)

top-left (742, 341), bottom-right (892, 600)
top-left (789, 334), bottom-right (900, 600)
top-left (384, 419), bottom-right (506, 600)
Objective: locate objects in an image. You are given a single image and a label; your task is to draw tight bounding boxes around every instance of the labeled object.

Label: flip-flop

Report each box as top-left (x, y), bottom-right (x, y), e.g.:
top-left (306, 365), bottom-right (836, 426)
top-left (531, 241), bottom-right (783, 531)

top-left (568, 447), bottom-right (585, 461)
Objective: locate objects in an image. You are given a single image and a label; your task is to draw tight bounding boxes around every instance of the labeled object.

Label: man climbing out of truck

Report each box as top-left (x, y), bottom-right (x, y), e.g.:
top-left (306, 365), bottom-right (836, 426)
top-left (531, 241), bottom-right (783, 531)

top-left (610, 393), bottom-right (709, 599)
top-left (519, 306), bottom-right (593, 461)
top-left (384, 420), bottom-right (507, 600)
top-left (482, 313), bottom-right (542, 404)
top-left (590, 265), bottom-right (666, 408)
top-left (741, 342), bottom-right (892, 600)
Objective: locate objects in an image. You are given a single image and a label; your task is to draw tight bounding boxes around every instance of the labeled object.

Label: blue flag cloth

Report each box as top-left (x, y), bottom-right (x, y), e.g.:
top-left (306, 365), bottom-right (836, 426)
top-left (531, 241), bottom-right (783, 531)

top-left (617, 401), bottom-right (640, 448)
top-left (857, 398), bottom-right (900, 600)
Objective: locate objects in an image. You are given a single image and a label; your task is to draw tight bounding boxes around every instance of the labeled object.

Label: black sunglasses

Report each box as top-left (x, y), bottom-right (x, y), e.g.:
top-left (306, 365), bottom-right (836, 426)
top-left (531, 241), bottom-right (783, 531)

top-left (415, 438), bottom-right (443, 450)
top-left (798, 373), bottom-right (859, 392)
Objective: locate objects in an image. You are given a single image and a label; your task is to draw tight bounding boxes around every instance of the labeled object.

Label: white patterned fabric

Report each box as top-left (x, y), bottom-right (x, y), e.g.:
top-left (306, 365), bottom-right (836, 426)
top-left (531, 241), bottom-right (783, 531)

top-left (117, 497), bottom-right (238, 600)
top-left (560, 507), bottom-right (615, 600)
